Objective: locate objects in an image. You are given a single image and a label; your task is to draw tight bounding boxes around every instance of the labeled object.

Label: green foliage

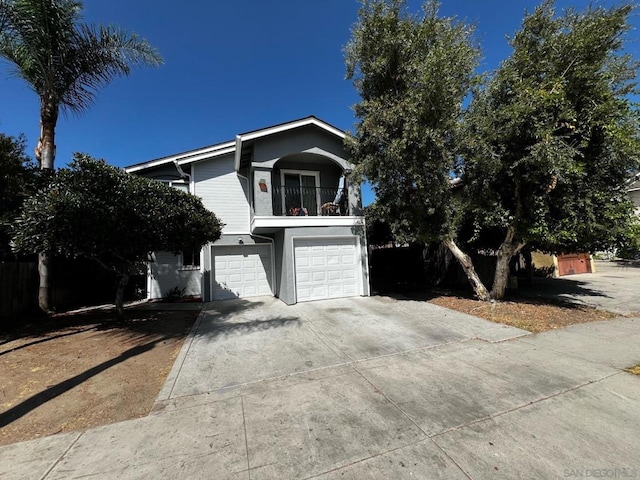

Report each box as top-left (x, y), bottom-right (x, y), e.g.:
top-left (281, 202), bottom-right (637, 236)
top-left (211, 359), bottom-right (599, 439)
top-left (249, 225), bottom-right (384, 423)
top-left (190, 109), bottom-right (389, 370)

top-left (163, 285), bottom-right (186, 302)
top-left (0, 132), bottom-right (36, 258)
top-left (461, 1), bottom-right (640, 254)
top-left (345, 0), bottom-right (480, 243)
top-left (346, 0), bottom-right (640, 299)
top-left (617, 216), bottom-right (640, 259)
top-left (0, 0), bottom-right (162, 115)
top-left (11, 154), bottom-right (223, 275)
top-left (363, 202), bottom-right (395, 246)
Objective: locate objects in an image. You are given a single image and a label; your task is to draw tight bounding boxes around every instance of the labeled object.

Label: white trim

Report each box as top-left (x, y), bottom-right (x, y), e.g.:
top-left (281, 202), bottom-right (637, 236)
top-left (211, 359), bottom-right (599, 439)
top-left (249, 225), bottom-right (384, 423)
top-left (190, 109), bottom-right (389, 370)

top-left (146, 263), bottom-right (153, 300)
top-left (234, 135), bottom-right (242, 172)
top-left (291, 235), bottom-right (363, 304)
top-left (280, 169), bottom-right (321, 215)
top-left (252, 216), bottom-right (364, 231)
top-left (125, 142), bottom-right (235, 173)
top-left (241, 117), bottom-right (345, 142)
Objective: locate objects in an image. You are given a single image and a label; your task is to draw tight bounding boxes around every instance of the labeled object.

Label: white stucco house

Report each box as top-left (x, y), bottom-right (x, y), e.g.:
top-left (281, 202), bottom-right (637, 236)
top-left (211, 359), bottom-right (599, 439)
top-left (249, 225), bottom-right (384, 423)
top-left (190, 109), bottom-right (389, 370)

top-left (125, 116), bottom-right (370, 304)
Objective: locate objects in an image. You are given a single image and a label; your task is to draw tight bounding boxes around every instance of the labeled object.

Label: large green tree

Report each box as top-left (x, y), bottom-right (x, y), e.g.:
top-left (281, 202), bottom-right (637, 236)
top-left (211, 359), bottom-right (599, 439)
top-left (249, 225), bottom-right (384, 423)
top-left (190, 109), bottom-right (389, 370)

top-left (345, 0), bottom-right (489, 297)
top-left (461, 0), bottom-right (639, 298)
top-left (347, 0), bottom-right (640, 300)
top-left (0, 0), bottom-right (162, 311)
top-left (0, 132), bottom-right (36, 258)
top-left (12, 155), bottom-right (223, 319)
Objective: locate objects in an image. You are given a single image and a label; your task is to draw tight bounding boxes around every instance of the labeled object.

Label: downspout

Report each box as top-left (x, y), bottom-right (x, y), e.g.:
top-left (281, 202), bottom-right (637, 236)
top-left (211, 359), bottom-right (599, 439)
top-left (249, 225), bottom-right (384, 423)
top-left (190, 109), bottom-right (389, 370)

top-left (173, 160), bottom-right (191, 182)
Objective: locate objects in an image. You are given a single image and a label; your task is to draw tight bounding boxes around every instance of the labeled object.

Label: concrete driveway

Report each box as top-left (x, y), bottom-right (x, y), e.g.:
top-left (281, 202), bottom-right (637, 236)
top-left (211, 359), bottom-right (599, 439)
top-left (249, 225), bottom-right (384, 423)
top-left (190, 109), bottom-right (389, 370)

top-left (2, 294), bottom-right (639, 479)
top-left (521, 260), bottom-right (640, 314)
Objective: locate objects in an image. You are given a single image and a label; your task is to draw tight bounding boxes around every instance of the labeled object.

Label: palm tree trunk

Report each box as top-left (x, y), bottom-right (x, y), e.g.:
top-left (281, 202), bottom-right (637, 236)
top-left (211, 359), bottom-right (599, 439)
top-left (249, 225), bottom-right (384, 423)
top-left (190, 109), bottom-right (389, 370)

top-left (36, 107), bottom-right (58, 312)
top-left (37, 105), bottom-right (57, 169)
top-left (443, 238), bottom-right (491, 301)
top-left (37, 252), bottom-right (51, 312)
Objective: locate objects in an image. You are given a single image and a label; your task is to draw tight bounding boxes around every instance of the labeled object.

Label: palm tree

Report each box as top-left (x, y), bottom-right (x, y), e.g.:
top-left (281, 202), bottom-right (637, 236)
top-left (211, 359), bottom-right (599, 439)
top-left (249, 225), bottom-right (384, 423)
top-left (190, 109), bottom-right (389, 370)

top-left (0, 0), bottom-right (162, 311)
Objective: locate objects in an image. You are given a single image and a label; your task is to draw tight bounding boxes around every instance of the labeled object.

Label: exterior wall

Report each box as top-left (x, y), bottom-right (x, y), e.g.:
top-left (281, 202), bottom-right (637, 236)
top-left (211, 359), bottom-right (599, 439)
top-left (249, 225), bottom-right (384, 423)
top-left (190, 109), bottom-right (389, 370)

top-left (193, 154), bottom-right (250, 234)
top-left (630, 187), bottom-right (640, 215)
top-left (252, 126), bottom-right (348, 168)
top-left (272, 157), bottom-right (342, 191)
top-left (253, 169), bottom-right (273, 216)
top-left (276, 225), bottom-right (370, 305)
top-left (149, 251), bottom-right (202, 299)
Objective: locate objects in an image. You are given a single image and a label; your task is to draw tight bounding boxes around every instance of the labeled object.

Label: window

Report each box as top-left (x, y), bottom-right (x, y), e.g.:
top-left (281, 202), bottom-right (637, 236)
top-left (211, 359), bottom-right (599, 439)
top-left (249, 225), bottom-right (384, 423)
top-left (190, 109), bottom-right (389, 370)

top-left (181, 248), bottom-right (200, 268)
top-left (170, 181), bottom-right (189, 193)
top-left (158, 179), bottom-right (189, 192)
top-left (280, 170), bottom-right (321, 215)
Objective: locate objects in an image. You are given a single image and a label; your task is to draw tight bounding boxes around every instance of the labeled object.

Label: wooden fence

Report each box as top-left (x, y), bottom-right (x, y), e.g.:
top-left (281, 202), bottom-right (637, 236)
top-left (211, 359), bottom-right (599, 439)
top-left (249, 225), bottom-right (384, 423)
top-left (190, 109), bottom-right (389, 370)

top-left (1, 258), bottom-right (146, 328)
top-left (0, 260), bottom-right (39, 323)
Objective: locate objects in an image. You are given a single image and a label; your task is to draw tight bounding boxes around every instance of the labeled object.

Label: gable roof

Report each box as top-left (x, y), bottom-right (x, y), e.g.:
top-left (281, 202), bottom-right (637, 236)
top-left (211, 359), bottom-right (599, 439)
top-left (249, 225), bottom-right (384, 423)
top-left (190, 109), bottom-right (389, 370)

top-left (125, 116), bottom-right (346, 174)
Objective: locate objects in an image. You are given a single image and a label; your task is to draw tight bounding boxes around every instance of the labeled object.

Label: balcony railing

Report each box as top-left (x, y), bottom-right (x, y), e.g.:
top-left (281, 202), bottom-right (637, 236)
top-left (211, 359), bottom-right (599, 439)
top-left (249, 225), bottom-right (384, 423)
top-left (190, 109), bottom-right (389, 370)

top-left (272, 186), bottom-right (349, 216)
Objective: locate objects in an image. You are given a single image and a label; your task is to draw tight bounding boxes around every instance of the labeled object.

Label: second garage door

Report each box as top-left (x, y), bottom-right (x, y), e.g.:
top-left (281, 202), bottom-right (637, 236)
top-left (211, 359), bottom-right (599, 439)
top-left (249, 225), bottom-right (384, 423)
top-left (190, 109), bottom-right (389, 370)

top-left (212, 245), bottom-right (273, 300)
top-left (294, 237), bottom-right (360, 303)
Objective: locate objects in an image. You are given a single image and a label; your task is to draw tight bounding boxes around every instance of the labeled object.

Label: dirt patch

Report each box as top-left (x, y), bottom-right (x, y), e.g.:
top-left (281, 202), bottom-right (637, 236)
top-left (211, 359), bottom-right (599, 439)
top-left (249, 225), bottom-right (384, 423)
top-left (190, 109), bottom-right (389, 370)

top-left (0, 306), bottom-right (198, 446)
top-left (428, 294), bottom-right (619, 333)
top-left (625, 365), bottom-right (640, 375)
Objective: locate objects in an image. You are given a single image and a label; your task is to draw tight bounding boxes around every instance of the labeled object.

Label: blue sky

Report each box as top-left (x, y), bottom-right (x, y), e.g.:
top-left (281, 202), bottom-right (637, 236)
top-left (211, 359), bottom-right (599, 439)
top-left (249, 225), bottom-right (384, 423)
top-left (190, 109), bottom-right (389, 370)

top-left (0, 0), bottom-right (638, 206)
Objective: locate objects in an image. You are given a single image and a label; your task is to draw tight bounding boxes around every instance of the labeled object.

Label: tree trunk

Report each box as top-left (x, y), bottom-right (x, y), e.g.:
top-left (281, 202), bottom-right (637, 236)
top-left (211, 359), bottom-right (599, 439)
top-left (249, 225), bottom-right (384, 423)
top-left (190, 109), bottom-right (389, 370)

top-left (443, 238), bottom-right (491, 301)
top-left (490, 227), bottom-right (525, 300)
top-left (36, 104), bottom-right (58, 312)
top-left (491, 251), bottom-right (513, 301)
top-left (38, 252), bottom-right (52, 312)
top-left (522, 249), bottom-right (533, 286)
top-left (115, 273), bottom-right (130, 321)
top-left (37, 102), bottom-right (58, 169)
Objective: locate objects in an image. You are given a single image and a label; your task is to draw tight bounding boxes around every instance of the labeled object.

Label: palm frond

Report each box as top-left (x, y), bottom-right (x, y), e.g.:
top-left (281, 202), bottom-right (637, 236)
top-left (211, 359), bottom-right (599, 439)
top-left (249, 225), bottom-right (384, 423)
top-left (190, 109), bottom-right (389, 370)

top-left (0, 0), bottom-right (162, 113)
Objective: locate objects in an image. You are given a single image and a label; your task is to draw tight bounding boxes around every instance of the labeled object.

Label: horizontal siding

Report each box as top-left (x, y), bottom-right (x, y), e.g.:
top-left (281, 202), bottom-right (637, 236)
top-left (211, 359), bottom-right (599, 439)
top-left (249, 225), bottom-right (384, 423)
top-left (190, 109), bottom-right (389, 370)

top-left (149, 251), bottom-right (201, 299)
top-left (194, 155), bottom-right (250, 233)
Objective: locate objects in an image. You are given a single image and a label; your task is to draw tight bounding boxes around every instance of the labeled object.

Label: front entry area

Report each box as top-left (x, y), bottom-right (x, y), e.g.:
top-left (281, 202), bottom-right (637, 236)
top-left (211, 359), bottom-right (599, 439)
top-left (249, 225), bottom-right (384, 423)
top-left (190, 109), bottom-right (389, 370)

top-left (293, 236), bottom-right (361, 303)
top-left (211, 244), bottom-right (273, 300)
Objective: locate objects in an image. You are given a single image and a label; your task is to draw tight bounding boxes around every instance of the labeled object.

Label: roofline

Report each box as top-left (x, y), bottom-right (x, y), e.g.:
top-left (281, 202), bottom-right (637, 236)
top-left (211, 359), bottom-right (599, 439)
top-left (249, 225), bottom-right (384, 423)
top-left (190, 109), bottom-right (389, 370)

top-left (125, 116), bottom-right (347, 174)
top-left (234, 116), bottom-right (346, 171)
top-left (125, 141), bottom-right (235, 173)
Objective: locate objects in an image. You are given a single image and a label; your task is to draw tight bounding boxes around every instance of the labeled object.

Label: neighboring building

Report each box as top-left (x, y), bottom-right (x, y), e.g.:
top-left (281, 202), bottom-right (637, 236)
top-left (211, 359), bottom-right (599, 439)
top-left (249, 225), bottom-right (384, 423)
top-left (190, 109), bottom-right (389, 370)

top-left (628, 172), bottom-right (640, 215)
top-left (125, 116), bottom-right (370, 304)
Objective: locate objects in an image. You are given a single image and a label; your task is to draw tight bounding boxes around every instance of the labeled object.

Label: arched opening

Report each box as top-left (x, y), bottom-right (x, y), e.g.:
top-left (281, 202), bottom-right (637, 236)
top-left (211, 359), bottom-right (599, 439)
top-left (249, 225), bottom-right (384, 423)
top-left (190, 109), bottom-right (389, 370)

top-left (272, 153), bottom-right (347, 216)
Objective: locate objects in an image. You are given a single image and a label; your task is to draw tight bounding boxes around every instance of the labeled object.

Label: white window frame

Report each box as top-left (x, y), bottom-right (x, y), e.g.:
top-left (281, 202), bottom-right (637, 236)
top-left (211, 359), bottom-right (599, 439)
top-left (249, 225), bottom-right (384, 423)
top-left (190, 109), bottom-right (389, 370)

top-left (280, 169), bottom-right (321, 215)
top-left (168, 179), bottom-right (189, 193)
top-left (179, 248), bottom-right (201, 270)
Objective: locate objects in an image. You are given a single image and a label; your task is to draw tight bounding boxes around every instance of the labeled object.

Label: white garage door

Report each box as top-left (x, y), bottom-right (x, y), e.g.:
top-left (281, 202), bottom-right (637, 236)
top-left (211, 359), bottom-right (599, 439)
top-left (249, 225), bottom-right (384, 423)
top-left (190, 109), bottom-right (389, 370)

top-left (294, 237), bottom-right (360, 303)
top-left (212, 245), bottom-right (273, 300)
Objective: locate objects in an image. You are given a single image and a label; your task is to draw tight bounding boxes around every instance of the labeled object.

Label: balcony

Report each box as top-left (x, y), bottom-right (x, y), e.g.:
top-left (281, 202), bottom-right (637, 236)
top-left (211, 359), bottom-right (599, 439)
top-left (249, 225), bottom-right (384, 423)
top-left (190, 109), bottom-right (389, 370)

top-left (251, 185), bottom-right (363, 232)
top-left (272, 186), bottom-right (349, 217)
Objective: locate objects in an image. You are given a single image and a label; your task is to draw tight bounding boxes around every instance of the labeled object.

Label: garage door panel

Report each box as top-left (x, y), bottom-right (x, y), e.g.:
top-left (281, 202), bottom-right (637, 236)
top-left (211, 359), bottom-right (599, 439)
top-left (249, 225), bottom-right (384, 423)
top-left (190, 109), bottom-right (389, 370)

top-left (212, 245), bottom-right (273, 300)
top-left (294, 237), bottom-right (360, 303)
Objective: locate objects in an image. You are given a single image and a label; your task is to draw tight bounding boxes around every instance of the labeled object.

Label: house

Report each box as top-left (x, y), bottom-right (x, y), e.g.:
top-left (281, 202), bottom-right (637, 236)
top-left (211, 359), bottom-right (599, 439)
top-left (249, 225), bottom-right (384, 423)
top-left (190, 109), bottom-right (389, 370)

top-left (125, 116), bottom-right (370, 304)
